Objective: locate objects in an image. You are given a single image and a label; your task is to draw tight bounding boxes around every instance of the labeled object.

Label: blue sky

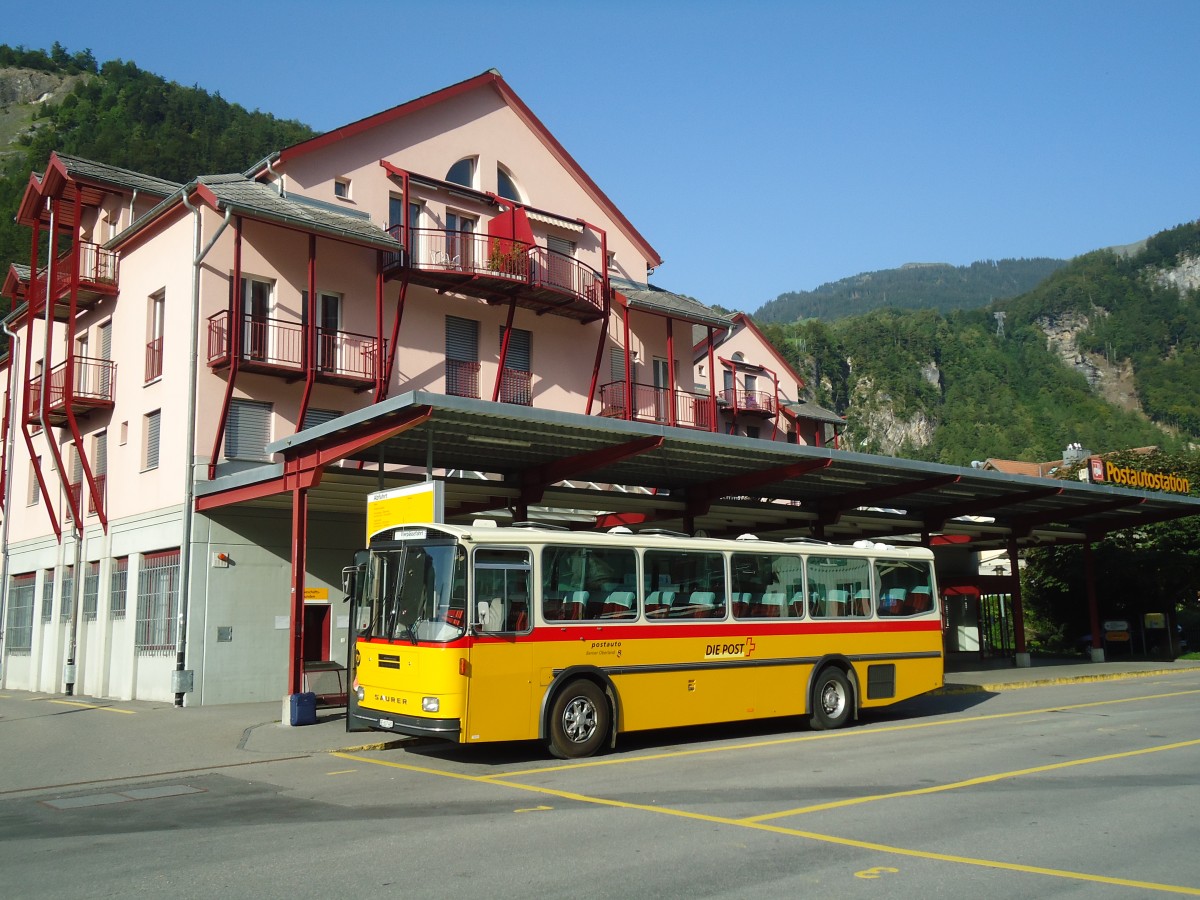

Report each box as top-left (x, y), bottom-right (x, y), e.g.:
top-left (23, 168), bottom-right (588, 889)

top-left (8, 1), bottom-right (1199, 312)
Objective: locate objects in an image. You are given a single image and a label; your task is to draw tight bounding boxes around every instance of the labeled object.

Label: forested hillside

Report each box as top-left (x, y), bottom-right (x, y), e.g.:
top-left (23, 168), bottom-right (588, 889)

top-left (759, 221), bottom-right (1200, 467)
top-left (754, 257), bottom-right (1066, 324)
top-left (0, 43), bottom-right (316, 323)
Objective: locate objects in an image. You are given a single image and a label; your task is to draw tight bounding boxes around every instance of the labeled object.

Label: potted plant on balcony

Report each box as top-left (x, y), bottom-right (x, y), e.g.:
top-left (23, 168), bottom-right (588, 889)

top-left (488, 239), bottom-right (528, 277)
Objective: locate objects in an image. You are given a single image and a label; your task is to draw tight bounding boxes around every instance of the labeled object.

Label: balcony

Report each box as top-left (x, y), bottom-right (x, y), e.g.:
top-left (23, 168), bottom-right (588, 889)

top-left (145, 336), bottom-right (163, 382)
top-left (720, 389), bottom-right (776, 417)
top-left (206, 311), bottom-right (382, 389)
top-left (384, 228), bottom-right (605, 322)
top-left (446, 359), bottom-right (481, 399)
top-left (27, 241), bottom-right (120, 320)
top-left (599, 381), bottom-right (714, 431)
top-left (27, 356), bottom-right (116, 426)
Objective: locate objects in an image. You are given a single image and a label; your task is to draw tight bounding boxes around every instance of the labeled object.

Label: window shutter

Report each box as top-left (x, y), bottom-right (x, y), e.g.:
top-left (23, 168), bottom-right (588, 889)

top-left (95, 433), bottom-right (108, 476)
top-left (227, 400), bottom-right (273, 461)
top-left (146, 411), bottom-right (161, 469)
top-left (302, 408), bottom-right (340, 430)
top-left (610, 347), bottom-right (626, 382)
top-left (446, 316), bottom-right (479, 362)
top-left (501, 327), bottom-right (532, 372)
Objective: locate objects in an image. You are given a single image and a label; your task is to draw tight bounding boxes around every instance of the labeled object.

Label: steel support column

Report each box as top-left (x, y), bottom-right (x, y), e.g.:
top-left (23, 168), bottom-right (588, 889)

top-left (1007, 539), bottom-right (1028, 662)
top-left (1083, 541), bottom-right (1103, 660)
top-left (288, 484), bottom-right (308, 695)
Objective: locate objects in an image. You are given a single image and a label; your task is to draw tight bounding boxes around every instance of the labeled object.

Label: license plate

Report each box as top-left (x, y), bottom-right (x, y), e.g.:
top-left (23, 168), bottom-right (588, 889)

top-left (379, 718), bottom-right (393, 729)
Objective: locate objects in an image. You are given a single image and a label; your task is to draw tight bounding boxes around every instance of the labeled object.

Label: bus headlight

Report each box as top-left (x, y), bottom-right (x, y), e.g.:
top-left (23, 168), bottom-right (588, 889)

top-left (355, 686), bottom-right (365, 701)
top-left (421, 697), bottom-right (440, 713)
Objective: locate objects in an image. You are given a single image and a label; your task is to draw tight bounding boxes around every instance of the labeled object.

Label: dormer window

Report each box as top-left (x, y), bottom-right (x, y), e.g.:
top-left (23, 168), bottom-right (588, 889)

top-left (497, 166), bottom-right (521, 202)
top-left (446, 158), bottom-right (475, 188)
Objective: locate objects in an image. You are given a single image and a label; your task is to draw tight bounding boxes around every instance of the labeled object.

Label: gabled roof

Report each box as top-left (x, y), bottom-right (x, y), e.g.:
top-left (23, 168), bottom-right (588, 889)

top-left (708, 312), bottom-right (808, 393)
top-left (784, 398), bottom-right (845, 426)
top-left (52, 153), bottom-right (181, 196)
top-left (271, 70), bottom-right (662, 268)
top-left (17, 152), bottom-right (181, 227)
top-left (108, 174), bottom-right (404, 253)
top-left (611, 277), bottom-right (730, 329)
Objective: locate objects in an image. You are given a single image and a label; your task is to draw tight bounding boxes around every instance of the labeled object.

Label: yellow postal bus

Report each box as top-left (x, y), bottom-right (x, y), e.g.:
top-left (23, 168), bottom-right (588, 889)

top-left (344, 522), bottom-right (943, 757)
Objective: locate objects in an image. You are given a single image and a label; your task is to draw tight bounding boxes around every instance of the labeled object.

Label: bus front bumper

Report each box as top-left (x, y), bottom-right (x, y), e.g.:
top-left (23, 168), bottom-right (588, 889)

top-left (351, 708), bottom-right (462, 742)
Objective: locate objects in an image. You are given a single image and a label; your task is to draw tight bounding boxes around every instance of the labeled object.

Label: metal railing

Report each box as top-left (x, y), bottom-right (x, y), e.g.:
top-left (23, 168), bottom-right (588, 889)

top-left (386, 226), bottom-right (604, 314)
top-left (499, 368), bottom-right (532, 405)
top-left (446, 359), bottom-right (481, 399)
top-left (145, 336), bottom-right (163, 382)
top-left (720, 388), bottom-right (776, 415)
top-left (44, 356), bottom-right (117, 411)
top-left (207, 311), bottom-right (381, 382)
top-left (599, 381), bottom-right (715, 431)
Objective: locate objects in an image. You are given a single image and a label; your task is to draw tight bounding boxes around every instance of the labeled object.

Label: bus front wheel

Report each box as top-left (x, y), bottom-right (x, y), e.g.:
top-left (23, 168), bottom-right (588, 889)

top-left (548, 679), bottom-right (609, 759)
top-left (809, 667), bottom-right (852, 730)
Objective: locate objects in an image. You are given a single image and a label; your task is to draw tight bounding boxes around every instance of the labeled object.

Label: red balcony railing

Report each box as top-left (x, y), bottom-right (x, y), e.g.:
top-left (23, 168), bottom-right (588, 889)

top-left (207, 311), bottom-right (381, 386)
top-left (499, 368), bottom-right (532, 405)
top-left (446, 359), bottom-right (481, 399)
top-left (30, 356), bottom-right (116, 425)
top-left (385, 227), bottom-right (604, 320)
top-left (720, 389), bottom-right (776, 417)
top-left (599, 381), bottom-right (714, 431)
top-left (145, 336), bottom-right (163, 382)
top-left (25, 242), bottom-right (120, 318)
top-left (88, 474), bottom-right (106, 516)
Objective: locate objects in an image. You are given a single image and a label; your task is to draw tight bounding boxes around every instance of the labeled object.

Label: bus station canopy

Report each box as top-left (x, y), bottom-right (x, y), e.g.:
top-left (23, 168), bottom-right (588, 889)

top-left (197, 392), bottom-right (1200, 551)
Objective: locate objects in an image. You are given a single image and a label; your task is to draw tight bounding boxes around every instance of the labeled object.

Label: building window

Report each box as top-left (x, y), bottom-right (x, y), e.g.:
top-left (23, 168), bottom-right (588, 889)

top-left (60, 565), bottom-right (74, 622)
top-left (143, 410), bottom-right (161, 471)
top-left (82, 561), bottom-right (100, 621)
top-left (146, 290), bottom-right (165, 383)
top-left (446, 157), bottom-right (475, 188)
top-left (497, 166), bottom-right (521, 202)
top-left (135, 550), bottom-right (179, 656)
top-left (41, 569), bottom-right (55, 623)
top-left (302, 408), bottom-right (340, 430)
top-left (445, 316), bottom-right (480, 399)
top-left (28, 455), bottom-right (40, 506)
top-left (333, 178), bottom-right (351, 200)
top-left (241, 277), bottom-right (273, 362)
top-left (226, 400), bottom-right (273, 461)
top-left (6, 574), bottom-right (35, 653)
top-left (110, 557), bottom-right (128, 619)
top-left (90, 431), bottom-right (107, 516)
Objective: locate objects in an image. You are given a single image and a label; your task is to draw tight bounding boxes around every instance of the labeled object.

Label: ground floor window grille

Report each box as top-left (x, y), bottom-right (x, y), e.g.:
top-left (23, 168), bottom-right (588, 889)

top-left (41, 570), bottom-right (55, 623)
top-left (6, 574), bottom-right (36, 653)
top-left (83, 562), bottom-right (100, 621)
top-left (136, 550), bottom-right (180, 656)
top-left (110, 557), bottom-right (128, 619)
top-left (60, 566), bottom-right (75, 622)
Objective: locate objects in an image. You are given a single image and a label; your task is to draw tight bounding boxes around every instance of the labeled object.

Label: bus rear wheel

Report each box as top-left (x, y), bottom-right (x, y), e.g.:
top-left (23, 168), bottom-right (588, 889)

top-left (548, 679), bottom-right (609, 759)
top-left (809, 667), bottom-right (852, 730)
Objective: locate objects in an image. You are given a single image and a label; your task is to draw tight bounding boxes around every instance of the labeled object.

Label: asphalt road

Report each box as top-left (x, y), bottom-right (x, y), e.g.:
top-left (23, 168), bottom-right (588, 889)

top-left (2, 671), bottom-right (1199, 899)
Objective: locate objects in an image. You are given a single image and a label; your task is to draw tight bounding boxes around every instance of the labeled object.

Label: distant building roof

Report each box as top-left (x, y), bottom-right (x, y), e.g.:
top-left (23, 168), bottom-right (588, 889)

top-left (611, 277), bottom-right (729, 329)
top-left (54, 152), bottom-right (181, 196)
top-left (784, 398), bottom-right (845, 426)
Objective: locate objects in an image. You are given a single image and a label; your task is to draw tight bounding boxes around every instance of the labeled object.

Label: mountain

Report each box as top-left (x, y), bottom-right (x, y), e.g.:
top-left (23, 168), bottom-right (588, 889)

top-left (758, 220), bottom-right (1200, 466)
top-left (0, 43), bottom-right (317, 322)
top-left (754, 257), bottom-right (1067, 324)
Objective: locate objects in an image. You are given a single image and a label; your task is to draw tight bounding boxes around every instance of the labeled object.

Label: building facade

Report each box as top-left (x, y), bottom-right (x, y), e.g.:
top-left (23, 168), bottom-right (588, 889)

top-left (0, 71), bottom-right (832, 704)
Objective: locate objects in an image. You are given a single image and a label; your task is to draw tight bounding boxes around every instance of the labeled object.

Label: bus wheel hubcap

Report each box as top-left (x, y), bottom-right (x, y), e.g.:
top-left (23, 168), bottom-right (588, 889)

top-left (821, 682), bottom-right (845, 717)
top-left (563, 697), bottom-right (597, 743)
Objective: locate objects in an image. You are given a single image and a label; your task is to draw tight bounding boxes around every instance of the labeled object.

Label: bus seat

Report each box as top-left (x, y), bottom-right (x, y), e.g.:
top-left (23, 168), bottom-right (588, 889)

top-left (732, 592), bottom-right (752, 617)
top-left (908, 587), bottom-right (932, 613)
top-left (689, 591), bottom-right (718, 617)
top-left (759, 592), bottom-right (787, 617)
top-left (511, 608), bottom-right (528, 631)
top-left (825, 589), bottom-right (849, 617)
top-left (854, 590), bottom-right (872, 617)
top-left (645, 590), bottom-right (674, 617)
top-left (881, 587), bottom-right (907, 615)
top-left (563, 590), bottom-right (589, 620)
top-left (789, 592), bottom-right (806, 617)
top-left (602, 591), bottom-right (636, 617)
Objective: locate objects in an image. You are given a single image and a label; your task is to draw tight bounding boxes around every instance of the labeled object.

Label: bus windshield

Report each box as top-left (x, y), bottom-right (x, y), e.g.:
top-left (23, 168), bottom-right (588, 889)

top-left (360, 542), bottom-right (467, 643)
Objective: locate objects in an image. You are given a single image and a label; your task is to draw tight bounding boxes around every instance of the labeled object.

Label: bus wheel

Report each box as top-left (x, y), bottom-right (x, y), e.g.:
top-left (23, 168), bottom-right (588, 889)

top-left (809, 667), bottom-right (852, 730)
top-left (548, 680), bottom-right (609, 759)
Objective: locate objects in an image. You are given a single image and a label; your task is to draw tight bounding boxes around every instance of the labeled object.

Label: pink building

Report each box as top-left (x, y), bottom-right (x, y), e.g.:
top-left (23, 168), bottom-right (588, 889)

top-left (0, 71), bottom-right (834, 704)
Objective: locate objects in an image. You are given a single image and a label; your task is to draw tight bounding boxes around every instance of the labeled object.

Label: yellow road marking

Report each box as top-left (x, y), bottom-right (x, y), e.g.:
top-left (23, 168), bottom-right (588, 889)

top-left (497, 688), bottom-right (1200, 778)
top-left (515, 805), bottom-right (553, 813)
top-left (46, 700), bottom-right (135, 714)
top-left (326, 769), bottom-right (357, 775)
top-left (334, 751), bottom-right (1200, 895)
top-left (744, 736), bottom-right (1200, 822)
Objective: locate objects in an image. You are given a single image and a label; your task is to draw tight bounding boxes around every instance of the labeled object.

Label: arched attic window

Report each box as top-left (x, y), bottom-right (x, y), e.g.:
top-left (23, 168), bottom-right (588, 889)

top-left (497, 165), bottom-right (522, 202)
top-left (446, 157), bottom-right (476, 188)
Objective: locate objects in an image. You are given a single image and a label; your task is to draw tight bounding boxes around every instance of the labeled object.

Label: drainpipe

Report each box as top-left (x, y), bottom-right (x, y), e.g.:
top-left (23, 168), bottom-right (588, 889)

top-left (177, 189), bottom-right (232, 707)
top-left (0, 315), bottom-right (20, 669)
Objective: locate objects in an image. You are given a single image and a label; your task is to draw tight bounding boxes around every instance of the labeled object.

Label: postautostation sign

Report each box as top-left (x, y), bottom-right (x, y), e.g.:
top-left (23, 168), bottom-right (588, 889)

top-left (1089, 458), bottom-right (1191, 494)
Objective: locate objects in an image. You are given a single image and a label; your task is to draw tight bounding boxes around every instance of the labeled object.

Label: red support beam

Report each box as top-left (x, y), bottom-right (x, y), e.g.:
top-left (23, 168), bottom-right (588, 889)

top-left (923, 485), bottom-right (1064, 530)
top-left (519, 436), bottom-right (663, 506)
top-left (817, 475), bottom-right (961, 526)
top-left (288, 485), bottom-right (308, 695)
top-left (686, 458), bottom-right (834, 518)
top-left (208, 217), bottom-right (243, 479)
top-left (296, 233), bottom-right (317, 430)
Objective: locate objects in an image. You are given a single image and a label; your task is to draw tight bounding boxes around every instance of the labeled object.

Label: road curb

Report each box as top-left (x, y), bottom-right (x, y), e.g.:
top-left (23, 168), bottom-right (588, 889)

top-left (937, 667), bottom-right (1187, 695)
